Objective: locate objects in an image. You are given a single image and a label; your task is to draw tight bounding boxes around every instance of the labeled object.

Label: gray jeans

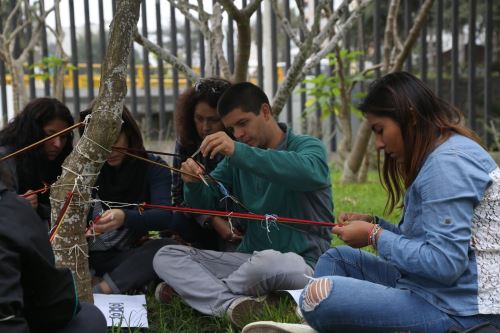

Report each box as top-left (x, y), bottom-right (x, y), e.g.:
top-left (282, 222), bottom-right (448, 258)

top-left (153, 245), bottom-right (313, 315)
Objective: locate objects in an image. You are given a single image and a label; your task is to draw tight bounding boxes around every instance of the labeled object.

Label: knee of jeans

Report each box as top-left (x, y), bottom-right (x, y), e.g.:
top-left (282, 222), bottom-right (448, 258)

top-left (300, 277), bottom-right (333, 312)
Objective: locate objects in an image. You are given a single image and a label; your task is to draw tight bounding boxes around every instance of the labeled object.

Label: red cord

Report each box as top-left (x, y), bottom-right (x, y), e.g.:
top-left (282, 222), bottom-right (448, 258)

top-left (140, 203), bottom-right (337, 227)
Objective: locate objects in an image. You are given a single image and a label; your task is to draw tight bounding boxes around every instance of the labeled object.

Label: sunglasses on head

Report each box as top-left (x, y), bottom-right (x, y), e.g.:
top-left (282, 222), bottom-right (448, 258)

top-left (194, 78), bottom-right (230, 95)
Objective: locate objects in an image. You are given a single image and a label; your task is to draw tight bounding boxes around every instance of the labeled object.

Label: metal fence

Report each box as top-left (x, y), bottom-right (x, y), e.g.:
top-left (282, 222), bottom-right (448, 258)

top-left (0, 0), bottom-right (499, 149)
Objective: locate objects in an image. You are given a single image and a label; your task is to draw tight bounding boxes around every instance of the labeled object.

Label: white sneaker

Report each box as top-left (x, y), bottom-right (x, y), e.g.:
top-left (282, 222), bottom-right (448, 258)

top-left (242, 321), bottom-right (318, 333)
top-left (226, 295), bottom-right (268, 328)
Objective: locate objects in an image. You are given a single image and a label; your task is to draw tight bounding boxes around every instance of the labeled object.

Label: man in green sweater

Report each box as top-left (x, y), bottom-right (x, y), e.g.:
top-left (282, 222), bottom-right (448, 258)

top-left (153, 82), bottom-right (333, 327)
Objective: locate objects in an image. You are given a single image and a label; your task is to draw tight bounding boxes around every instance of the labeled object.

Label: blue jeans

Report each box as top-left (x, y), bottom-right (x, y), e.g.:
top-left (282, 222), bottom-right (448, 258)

top-left (299, 246), bottom-right (498, 333)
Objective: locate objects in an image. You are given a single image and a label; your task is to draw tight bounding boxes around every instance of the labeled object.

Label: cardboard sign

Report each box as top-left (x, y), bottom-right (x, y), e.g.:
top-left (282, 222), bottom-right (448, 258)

top-left (93, 294), bottom-right (149, 328)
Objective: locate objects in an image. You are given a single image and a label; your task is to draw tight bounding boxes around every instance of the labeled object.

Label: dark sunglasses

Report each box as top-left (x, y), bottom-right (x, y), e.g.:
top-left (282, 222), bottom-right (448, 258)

top-left (194, 78), bottom-right (230, 95)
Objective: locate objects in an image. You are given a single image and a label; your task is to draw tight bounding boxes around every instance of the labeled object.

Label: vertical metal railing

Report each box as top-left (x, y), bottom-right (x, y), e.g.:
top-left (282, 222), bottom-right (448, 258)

top-left (68, 0), bottom-right (79, 119)
top-left (435, 0), bottom-right (443, 97)
top-left (0, 0), bottom-right (497, 148)
top-left (156, 0), bottom-right (166, 140)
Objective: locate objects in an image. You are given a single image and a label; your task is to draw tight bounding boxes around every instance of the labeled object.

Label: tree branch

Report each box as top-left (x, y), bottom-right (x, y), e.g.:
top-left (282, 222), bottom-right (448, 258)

top-left (3, 0), bottom-right (23, 37)
top-left (167, 0), bottom-right (202, 27)
top-left (241, 0), bottom-right (262, 18)
top-left (314, 0), bottom-right (350, 46)
top-left (219, 0), bottom-right (242, 20)
top-left (271, 0), bottom-right (302, 47)
top-left (211, 4), bottom-right (232, 79)
top-left (134, 30), bottom-right (199, 82)
top-left (383, 0), bottom-right (399, 71)
top-left (391, 0), bottom-right (434, 72)
top-left (305, 0), bottom-right (370, 74)
top-left (294, 0), bottom-right (310, 36)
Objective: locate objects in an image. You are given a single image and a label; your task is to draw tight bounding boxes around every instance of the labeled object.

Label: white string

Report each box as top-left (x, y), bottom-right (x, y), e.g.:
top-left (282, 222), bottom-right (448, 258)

top-left (49, 197), bottom-right (93, 205)
top-left (96, 199), bottom-right (139, 209)
top-left (75, 142), bottom-right (107, 163)
top-left (61, 166), bottom-right (99, 178)
top-left (226, 211), bottom-right (234, 234)
top-left (80, 134), bottom-right (112, 154)
top-left (53, 243), bottom-right (89, 279)
top-left (82, 113), bottom-right (92, 126)
top-left (261, 214), bottom-right (279, 244)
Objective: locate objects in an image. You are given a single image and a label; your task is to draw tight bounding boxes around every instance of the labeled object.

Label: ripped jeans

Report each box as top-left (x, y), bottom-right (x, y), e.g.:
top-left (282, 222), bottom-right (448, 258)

top-left (299, 246), bottom-right (498, 333)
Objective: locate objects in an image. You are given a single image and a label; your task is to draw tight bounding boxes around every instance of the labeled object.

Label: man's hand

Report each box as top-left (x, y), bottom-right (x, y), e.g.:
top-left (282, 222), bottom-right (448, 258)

top-left (332, 220), bottom-right (373, 248)
top-left (22, 190), bottom-right (38, 209)
top-left (210, 216), bottom-right (243, 242)
top-left (180, 158), bottom-right (205, 183)
top-left (91, 209), bottom-right (126, 234)
top-left (200, 131), bottom-right (235, 159)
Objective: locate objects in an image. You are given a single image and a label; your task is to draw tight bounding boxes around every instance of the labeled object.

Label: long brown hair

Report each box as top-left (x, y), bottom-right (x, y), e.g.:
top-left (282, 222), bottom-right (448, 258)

top-left (175, 77), bottom-right (231, 149)
top-left (359, 71), bottom-right (480, 213)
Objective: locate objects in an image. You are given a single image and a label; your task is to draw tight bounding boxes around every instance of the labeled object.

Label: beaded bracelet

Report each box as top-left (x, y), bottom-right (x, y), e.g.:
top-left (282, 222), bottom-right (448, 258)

top-left (367, 223), bottom-right (376, 245)
top-left (369, 224), bottom-right (382, 249)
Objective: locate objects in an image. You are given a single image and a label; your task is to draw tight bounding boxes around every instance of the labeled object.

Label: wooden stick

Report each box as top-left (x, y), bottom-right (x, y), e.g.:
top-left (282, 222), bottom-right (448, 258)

top-left (0, 122), bottom-right (83, 163)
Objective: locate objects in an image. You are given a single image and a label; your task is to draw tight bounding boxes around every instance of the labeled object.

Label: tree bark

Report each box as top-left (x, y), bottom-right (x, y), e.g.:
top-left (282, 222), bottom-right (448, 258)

top-left (0, 1), bottom-right (53, 113)
top-left (50, 0), bottom-right (141, 303)
top-left (51, 0), bottom-right (67, 101)
top-left (335, 47), bottom-right (352, 160)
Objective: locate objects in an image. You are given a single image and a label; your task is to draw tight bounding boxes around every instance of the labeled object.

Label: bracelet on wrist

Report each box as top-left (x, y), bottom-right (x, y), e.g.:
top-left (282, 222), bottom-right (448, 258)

top-left (369, 224), bottom-right (382, 249)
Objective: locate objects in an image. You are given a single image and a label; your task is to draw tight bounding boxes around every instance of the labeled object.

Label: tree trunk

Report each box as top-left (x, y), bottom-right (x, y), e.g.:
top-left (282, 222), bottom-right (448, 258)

top-left (11, 60), bottom-right (27, 113)
top-left (50, 0), bottom-right (141, 303)
top-left (357, 136), bottom-right (375, 182)
top-left (335, 47), bottom-right (352, 160)
top-left (52, 0), bottom-right (66, 101)
top-left (341, 119), bottom-right (371, 183)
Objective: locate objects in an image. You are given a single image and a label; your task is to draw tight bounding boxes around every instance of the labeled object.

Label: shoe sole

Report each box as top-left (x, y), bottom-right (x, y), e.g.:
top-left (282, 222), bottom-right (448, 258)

top-left (242, 321), bottom-right (316, 333)
top-left (228, 296), bottom-right (268, 328)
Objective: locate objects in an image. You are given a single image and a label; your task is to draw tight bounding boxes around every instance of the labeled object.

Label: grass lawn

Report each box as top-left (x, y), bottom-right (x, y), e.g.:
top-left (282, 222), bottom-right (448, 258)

top-left (110, 171), bottom-right (401, 333)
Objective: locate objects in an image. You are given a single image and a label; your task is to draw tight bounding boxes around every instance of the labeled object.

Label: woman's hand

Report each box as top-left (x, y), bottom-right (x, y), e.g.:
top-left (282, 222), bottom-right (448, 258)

top-left (91, 209), bottom-right (126, 234)
top-left (338, 212), bottom-right (374, 224)
top-left (21, 190), bottom-right (38, 209)
top-left (332, 220), bottom-right (373, 248)
top-left (209, 216), bottom-right (243, 242)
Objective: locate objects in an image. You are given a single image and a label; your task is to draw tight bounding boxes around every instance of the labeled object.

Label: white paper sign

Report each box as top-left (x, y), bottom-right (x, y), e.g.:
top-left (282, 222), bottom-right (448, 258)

top-left (93, 294), bottom-right (149, 328)
top-left (284, 289), bottom-right (303, 305)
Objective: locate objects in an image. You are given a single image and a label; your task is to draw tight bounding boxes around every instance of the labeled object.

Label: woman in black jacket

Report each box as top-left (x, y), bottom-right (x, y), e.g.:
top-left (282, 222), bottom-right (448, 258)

top-left (0, 165), bottom-right (106, 333)
top-left (0, 97), bottom-right (74, 223)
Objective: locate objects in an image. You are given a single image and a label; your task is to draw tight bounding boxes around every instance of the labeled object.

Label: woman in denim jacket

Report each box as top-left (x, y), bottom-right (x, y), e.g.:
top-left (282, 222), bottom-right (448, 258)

top-left (243, 72), bottom-right (499, 333)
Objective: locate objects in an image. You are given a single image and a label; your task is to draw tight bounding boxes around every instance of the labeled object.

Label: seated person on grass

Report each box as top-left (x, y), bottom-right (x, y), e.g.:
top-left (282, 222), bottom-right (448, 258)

top-left (82, 106), bottom-right (176, 295)
top-left (0, 97), bottom-right (74, 225)
top-left (243, 72), bottom-right (500, 333)
top-left (153, 82), bottom-right (334, 328)
top-left (0, 164), bottom-right (106, 333)
top-left (169, 77), bottom-right (242, 250)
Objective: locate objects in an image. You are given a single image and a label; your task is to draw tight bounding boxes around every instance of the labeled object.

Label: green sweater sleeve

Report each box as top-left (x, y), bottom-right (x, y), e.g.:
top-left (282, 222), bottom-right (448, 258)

top-left (183, 158), bottom-right (233, 209)
top-left (228, 137), bottom-right (330, 191)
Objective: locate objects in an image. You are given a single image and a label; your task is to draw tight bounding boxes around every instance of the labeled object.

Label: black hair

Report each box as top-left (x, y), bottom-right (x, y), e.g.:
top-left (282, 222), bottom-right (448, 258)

top-left (175, 77), bottom-right (231, 149)
top-left (0, 97), bottom-right (74, 193)
top-left (80, 104), bottom-right (148, 203)
top-left (359, 71), bottom-right (480, 213)
top-left (217, 82), bottom-right (270, 118)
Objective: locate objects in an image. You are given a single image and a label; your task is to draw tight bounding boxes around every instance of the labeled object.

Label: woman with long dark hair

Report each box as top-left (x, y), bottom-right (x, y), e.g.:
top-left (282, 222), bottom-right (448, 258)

top-left (82, 106), bottom-right (175, 294)
top-left (169, 77), bottom-right (241, 250)
top-left (243, 72), bottom-right (500, 333)
top-left (0, 97), bottom-right (74, 223)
